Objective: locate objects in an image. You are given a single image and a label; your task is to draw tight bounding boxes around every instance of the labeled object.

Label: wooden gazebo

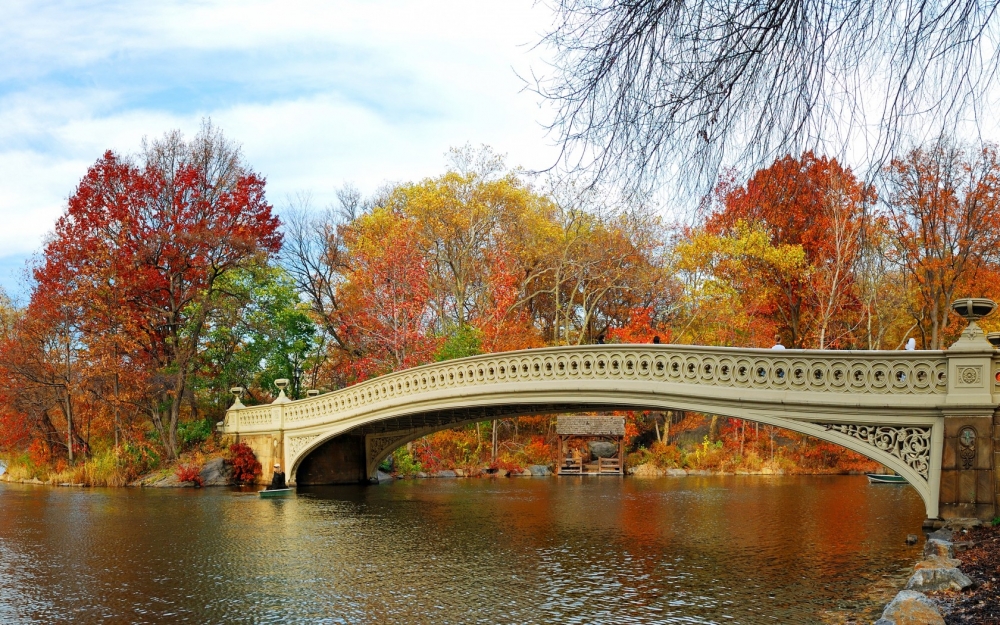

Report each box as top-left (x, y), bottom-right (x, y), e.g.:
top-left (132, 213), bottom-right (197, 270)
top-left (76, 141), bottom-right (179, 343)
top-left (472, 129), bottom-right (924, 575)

top-left (555, 415), bottom-right (626, 475)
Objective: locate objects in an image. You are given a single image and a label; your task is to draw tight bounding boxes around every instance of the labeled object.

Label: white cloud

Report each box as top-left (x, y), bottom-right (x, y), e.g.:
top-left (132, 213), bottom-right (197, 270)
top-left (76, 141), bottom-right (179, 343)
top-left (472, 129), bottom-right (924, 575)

top-left (0, 0), bottom-right (562, 283)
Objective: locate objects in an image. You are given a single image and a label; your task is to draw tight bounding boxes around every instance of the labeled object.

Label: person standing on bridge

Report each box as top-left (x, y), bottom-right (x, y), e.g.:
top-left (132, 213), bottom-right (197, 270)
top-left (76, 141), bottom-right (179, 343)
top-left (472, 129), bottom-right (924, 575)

top-left (771, 334), bottom-right (786, 350)
top-left (267, 463), bottom-right (287, 490)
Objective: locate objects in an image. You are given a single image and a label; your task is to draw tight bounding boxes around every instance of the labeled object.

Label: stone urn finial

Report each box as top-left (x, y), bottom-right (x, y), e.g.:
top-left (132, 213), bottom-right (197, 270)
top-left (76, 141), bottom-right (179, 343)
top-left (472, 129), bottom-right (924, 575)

top-left (949, 298), bottom-right (997, 351)
top-left (987, 332), bottom-right (1000, 348)
top-left (951, 298), bottom-right (997, 322)
top-left (229, 386), bottom-right (245, 409)
top-left (273, 378), bottom-right (291, 404)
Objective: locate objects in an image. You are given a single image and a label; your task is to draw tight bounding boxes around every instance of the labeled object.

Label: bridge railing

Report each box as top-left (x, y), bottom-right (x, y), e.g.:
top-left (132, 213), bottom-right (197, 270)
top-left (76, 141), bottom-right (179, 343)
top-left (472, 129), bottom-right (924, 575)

top-left (221, 344), bottom-right (953, 435)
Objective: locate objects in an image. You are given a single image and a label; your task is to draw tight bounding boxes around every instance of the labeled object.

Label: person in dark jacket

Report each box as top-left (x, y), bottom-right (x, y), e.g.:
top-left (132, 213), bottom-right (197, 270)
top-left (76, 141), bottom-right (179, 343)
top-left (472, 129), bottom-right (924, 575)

top-left (267, 463), bottom-right (287, 490)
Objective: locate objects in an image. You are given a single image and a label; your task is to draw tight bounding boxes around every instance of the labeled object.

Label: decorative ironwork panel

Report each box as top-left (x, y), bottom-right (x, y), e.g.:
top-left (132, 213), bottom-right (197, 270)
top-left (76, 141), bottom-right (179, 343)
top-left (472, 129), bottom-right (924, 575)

top-left (823, 424), bottom-right (931, 479)
top-left (288, 435), bottom-right (318, 457)
top-left (367, 432), bottom-right (413, 465)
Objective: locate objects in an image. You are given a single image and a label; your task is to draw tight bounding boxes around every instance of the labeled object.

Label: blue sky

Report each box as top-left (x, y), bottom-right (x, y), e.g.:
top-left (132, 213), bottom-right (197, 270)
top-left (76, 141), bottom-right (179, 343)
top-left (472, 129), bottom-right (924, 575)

top-left (0, 0), bottom-right (561, 299)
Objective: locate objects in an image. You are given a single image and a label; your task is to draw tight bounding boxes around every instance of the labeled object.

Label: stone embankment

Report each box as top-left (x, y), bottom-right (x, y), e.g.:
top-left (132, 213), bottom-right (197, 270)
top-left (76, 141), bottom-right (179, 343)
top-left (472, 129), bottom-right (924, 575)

top-left (132, 458), bottom-right (231, 487)
top-left (875, 522), bottom-right (979, 625)
top-left (397, 465), bottom-right (553, 479)
top-left (628, 463), bottom-right (783, 476)
top-left (0, 457), bottom-right (232, 488)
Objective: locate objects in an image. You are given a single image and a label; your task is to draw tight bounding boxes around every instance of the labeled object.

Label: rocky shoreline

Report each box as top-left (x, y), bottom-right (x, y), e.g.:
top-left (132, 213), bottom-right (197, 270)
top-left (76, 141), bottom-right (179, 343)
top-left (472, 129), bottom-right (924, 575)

top-left (0, 460), bottom-right (869, 487)
top-left (874, 520), bottom-right (989, 625)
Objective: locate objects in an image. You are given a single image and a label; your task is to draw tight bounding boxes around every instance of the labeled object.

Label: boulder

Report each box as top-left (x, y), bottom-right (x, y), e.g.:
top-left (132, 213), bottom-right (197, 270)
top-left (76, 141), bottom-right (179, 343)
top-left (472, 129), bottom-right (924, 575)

top-left (926, 529), bottom-right (954, 542)
top-left (923, 538), bottom-right (954, 559)
top-left (629, 463), bottom-right (664, 477)
top-left (666, 468), bottom-right (688, 476)
top-left (454, 469), bottom-right (466, 477)
top-left (905, 566), bottom-right (973, 592)
top-left (906, 534), bottom-right (919, 545)
top-left (914, 557), bottom-right (962, 570)
top-left (588, 441), bottom-right (618, 458)
top-left (198, 458), bottom-right (230, 487)
top-left (371, 470), bottom-right (393, 483)
top-left (528, 465), bottom-right (551, 476)
top-left (415, 471), bottom-right (429, 478)
top-left (943, 518), bottom-right (982, 530)
top-left (433, 470), bottom-right (457, 478)
top-left (875, 590), bottom-right (944, 625)
top-left (148, 472), bottom-right (184, 487)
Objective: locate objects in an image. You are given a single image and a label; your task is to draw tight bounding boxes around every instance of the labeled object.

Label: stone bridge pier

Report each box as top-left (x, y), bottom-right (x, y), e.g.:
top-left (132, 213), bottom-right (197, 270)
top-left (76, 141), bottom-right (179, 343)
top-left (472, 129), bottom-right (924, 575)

top-left (220, 299), bottom-right (1000, 523)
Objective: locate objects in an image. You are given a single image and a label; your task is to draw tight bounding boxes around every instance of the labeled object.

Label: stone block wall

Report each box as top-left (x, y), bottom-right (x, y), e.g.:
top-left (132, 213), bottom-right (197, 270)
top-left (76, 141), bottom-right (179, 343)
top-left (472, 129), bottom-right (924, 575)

top-left (996, 412), bottom-right (1000, 519)
top-left (939, 416), bottom-right (995, 520)
top-left (224, 432), bottom-right (282, 485)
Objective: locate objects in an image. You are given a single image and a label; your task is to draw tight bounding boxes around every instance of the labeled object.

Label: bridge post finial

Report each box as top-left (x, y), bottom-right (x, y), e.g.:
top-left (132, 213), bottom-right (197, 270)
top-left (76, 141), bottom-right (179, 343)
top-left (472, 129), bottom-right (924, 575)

top-left (948, 298), bottom-right (996, 352)
top-left (272, 378), bottom-right (291, 404)
top-left (229, 387), bottom-right (245, 409)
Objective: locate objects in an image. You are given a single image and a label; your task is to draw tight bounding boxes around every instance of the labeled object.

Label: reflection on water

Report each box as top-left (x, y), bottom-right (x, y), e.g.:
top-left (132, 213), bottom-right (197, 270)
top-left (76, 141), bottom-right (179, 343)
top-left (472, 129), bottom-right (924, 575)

top-left (0, 475), bottom-right (924, 624)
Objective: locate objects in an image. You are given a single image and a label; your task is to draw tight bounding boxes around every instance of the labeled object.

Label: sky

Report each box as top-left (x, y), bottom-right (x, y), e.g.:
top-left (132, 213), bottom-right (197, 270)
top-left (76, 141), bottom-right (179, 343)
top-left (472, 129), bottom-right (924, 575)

top-left (0, 0), bottom-right (562, 300)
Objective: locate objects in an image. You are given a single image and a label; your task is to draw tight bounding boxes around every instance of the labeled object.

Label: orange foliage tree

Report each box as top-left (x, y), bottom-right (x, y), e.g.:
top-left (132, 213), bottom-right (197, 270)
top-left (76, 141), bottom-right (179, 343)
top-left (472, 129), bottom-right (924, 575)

top-left (882, 139), bottom-right (1000, 348)
top-left (707, 153), bottom-right (873, 347)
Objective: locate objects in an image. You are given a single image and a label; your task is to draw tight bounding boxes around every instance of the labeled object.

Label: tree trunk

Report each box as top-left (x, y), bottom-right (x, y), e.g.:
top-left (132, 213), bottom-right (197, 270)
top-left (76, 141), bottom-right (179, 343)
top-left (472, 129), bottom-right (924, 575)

top-left (492, 420), bottom-right (498, 460)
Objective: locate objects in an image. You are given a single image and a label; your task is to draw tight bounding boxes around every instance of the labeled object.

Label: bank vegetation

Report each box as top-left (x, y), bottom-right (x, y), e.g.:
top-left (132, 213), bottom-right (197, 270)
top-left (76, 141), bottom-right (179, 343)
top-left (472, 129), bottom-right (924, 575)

top-left (2, 124), bottom-right (1000, 484)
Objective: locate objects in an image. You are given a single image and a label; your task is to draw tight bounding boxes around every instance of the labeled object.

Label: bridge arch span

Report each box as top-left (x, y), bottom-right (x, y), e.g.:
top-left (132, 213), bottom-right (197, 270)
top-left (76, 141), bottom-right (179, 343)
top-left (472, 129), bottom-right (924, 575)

top-left (286, 389), bottom-right (941, 518)
top-left (217, 342), bottom-right (988, 519)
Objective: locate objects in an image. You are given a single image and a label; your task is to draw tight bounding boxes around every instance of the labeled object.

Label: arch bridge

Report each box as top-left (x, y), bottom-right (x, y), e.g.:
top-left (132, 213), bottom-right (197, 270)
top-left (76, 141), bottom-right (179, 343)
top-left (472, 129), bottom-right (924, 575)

top-left (219, 316), bottom-right (1000, 522)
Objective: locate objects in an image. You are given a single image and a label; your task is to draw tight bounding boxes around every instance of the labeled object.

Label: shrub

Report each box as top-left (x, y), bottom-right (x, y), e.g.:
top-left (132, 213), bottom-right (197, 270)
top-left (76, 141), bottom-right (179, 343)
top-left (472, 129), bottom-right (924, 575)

top-left (491, 457), bottom-right (525, 474)
top-left (414, 429), bottom-right (484, 472)
top-left (626, 442), bottom-right (682, 469)
top-left (176, 463), bottom-right (204, 487)
top-left (515, 436), bottom-right (554, 466)
top-left (28, 439), bottom-right (51, 467)
top-left (122, 440), bottom-right (160, 475)
top-left (226, 442), bottom-right (261, 485)
top-left (391, 446), bottom-right (422, 477)
top-left (178, 419), bottom-right (214, 449)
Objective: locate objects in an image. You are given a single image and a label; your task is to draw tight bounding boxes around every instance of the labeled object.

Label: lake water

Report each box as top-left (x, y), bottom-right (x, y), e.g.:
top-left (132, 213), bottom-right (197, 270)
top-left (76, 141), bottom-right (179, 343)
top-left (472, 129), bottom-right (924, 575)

top-left (0, 475), bottom-right (925, 624)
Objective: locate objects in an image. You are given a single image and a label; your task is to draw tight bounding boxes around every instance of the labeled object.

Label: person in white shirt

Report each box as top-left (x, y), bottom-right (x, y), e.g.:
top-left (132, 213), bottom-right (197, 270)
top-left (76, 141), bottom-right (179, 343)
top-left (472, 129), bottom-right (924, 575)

top-left (771, 334), bottom-right (786, 350)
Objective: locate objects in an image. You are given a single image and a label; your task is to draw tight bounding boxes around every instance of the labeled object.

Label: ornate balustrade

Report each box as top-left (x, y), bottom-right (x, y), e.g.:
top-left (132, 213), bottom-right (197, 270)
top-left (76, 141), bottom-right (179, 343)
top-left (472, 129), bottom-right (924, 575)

top-left (223, 345), bottom-right (952, 435)
top-left (216, 300), bottom-right (1000, 522)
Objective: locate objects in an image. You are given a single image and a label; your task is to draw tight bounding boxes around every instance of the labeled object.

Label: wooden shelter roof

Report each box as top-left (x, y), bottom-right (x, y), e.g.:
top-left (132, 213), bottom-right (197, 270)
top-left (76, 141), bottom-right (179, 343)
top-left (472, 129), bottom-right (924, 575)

top-left (556, 415), bottom-right (625, 436)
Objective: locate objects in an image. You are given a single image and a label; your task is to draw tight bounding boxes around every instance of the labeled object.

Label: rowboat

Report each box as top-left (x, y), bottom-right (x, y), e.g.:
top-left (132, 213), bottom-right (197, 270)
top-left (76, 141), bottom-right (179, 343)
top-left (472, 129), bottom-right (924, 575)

top-left (866, 473), bottom-right (907, 484)
top-left (259, 487), bottom-right (294, 498)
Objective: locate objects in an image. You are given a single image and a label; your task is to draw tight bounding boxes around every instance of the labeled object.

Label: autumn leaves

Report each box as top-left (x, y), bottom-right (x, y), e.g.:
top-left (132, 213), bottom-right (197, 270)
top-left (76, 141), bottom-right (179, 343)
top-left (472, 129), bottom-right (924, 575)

top-left (2, 132), bottom-right (999, 473)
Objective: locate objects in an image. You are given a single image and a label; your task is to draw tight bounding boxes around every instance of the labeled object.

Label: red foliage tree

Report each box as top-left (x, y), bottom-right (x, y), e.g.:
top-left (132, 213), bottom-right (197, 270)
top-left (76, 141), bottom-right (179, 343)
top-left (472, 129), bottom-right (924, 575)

top-left (31, 125), bottom-right (282, 459)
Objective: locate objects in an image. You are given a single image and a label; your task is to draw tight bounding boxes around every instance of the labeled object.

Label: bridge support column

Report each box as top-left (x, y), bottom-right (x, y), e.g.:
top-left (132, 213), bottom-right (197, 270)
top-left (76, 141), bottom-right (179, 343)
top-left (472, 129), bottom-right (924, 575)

top-left (224, 431), bottom-right (283, 485)
top-left (939, 415), bottom-right (995, 521)
top-left (939, 306), bottom-right (998, 521)
top-left (995, 411), bottom-right (1000, 519)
